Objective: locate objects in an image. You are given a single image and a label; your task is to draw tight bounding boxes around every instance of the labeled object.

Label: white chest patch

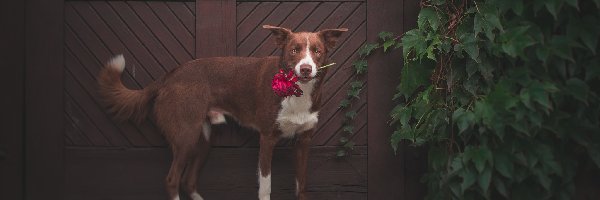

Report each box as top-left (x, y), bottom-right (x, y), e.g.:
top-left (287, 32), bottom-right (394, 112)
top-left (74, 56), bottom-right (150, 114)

top-left (276, 80), bottom-right (319, 138)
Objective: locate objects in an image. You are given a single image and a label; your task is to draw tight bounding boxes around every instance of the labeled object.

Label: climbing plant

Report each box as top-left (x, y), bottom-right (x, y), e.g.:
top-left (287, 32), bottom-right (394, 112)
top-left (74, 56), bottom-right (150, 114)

top-left (385, 0), bottom-right (600, 199)
top-left (335, 32), bottom-right (397, 157)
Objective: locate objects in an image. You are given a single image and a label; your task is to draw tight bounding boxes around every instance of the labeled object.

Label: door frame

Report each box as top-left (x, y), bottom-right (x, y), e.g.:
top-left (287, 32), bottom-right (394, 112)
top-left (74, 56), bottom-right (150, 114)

top-left (23, 0), bottom-right (65, 199)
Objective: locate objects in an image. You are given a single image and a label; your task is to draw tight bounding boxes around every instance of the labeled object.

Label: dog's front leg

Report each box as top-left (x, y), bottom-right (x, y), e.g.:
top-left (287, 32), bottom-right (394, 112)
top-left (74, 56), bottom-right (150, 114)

top-left (294, 131), bottom-right (312, 200)
top-left (258, 133), bottom-right (278, 200)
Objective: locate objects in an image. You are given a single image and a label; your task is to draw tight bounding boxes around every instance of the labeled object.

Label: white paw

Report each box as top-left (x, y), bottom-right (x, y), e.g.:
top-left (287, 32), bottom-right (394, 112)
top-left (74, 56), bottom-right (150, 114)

top-left (191, 191), bottom-right (204, 200)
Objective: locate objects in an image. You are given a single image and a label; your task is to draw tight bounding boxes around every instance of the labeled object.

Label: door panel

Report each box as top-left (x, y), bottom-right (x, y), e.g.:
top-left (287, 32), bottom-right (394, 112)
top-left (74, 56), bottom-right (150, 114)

top-left (62, 1), bottom-right (367, 199)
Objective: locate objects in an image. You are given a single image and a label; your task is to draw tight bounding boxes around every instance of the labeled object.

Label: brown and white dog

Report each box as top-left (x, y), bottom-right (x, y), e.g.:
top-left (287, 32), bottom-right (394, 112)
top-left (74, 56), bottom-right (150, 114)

top-left (97, 25), bottom-right (347, 200)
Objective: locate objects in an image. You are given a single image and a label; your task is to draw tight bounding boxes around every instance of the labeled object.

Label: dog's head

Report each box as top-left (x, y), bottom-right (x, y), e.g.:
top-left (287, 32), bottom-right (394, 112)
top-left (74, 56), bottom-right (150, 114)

top-left (263, 25), bottom-right (348, 83)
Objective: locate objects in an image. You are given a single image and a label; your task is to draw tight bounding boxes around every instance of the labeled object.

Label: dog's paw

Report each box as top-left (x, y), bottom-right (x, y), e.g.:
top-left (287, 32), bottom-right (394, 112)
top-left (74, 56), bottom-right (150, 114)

top-left (190, 191), bottom-right (204, 200)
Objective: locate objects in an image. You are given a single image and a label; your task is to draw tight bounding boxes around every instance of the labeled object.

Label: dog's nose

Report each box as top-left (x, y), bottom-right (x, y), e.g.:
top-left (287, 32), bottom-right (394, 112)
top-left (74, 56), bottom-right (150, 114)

top-left (300, 64), bottom-right (312, 75)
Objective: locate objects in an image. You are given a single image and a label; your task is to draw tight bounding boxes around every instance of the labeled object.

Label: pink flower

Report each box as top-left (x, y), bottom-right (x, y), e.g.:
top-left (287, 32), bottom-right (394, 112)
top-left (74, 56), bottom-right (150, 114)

top-left (272, 69), bottom-right (303, 97)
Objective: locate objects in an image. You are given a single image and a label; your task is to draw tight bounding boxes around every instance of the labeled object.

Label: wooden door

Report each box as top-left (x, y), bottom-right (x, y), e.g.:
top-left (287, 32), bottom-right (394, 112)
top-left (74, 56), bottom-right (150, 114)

top-left (11, 0), bottom-right (424, 199)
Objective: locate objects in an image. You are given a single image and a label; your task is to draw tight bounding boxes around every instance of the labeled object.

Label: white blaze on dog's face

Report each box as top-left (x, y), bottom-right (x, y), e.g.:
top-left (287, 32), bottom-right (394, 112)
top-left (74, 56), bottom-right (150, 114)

top-left (263, 25), bottom-right (348, 83)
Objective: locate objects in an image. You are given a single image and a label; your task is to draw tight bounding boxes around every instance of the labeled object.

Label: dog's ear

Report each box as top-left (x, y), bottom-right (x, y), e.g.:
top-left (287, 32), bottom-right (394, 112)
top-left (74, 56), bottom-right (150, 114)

top-left (263, 25), bottom-right (292, 48)
top-left (318, 28), bottom-right (349, 49)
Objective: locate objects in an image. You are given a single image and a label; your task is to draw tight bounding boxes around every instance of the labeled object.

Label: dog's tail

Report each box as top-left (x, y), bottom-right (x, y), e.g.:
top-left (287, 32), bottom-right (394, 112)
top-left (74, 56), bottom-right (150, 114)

top-left (97, 55), bottom-right (157, 123)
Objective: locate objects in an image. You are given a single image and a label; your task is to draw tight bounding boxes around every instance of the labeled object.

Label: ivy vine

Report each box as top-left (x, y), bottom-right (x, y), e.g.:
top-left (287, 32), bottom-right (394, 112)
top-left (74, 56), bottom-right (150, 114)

top-left (336, 32), bottom-right (401, 157)
top-left (382, 0), bottom-right (600, 199)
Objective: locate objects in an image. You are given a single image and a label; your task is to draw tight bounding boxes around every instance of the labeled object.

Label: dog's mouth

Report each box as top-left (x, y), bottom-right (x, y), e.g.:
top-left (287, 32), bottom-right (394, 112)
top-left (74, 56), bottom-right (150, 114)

top-left (298, 75), bottom-right (313, 83)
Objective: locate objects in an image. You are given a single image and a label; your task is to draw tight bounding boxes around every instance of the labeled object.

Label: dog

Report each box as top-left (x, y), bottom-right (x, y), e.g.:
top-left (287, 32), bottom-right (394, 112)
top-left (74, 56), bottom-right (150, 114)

top-left (97, 25), bottom-right (347, 200)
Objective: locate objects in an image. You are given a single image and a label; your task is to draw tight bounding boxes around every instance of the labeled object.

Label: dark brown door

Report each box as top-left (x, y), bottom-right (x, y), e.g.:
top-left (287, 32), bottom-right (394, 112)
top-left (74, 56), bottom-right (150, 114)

top-left (14, 0), bottom-right (424, 199)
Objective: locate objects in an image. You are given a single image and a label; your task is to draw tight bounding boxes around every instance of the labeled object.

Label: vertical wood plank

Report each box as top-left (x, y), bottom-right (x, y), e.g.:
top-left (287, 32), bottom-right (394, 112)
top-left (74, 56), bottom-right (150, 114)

top-left (24, 0), bottom-right (64, 199)
top-left (0, 0), bottom-right (25, 199)
top-left (367, 0), bottom-right (406, 199)
top-left (402, 0), bottom-right (427, 198)
top-left (196, 0), bottom-right (236, 58)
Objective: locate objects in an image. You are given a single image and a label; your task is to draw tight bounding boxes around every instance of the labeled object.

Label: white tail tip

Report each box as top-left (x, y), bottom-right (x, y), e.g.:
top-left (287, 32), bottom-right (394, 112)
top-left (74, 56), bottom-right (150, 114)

top-left (108, 54), bottom-right (125, 72)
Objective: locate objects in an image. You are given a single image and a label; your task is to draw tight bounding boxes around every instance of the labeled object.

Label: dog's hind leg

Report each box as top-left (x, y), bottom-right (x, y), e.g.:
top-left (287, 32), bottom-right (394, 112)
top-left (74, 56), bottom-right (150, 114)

top-left (182, 121), bottom-right (211, 200)
top-left (164, 125), bottom-right (203, 200)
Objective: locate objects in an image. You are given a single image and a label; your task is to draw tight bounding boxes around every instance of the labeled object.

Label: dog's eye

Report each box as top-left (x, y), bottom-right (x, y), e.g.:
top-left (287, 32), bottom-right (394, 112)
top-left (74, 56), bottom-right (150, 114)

top-left (291, 49), bottom-right (298, 54)
top-left (313, 49), bottom-right (321, 55)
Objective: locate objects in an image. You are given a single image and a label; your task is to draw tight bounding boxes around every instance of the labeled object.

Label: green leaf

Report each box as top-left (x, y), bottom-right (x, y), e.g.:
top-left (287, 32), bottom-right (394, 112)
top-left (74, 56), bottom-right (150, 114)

top-left (544, 0), bottom-right (563, 19)
top-left (466, 147), bottom-right (493, 173)
top-left (350, 81), bottom-right (364, 89)
top-left (453, 108), bottom-right (475, 133)
top-left (378, 31), bottom-right (394, 41)
top-left (343, 125), bottom-right (354, 134)
top-left (529, 82), bottom-right (553, 110)
top-left (535, 169), bottom-right (552, 191)
top-left (336, 149), bottom-right (347, 157)
top-left (550, 36), bottom-right (574, 62)
top-left (358, 43), bottom-right (379, 57)
top-left (383, 39), bottom-right (396, 52)
top-left (494, 151), bottom-right (514, 178)
top-left (398, 60), bottom-right (434, 99)
top-left (401, 29), bottom-right (427, 60)
top-left (418, 7), bottom-right (440, 30)
top-left (499, 26), bottom-right (535, 58)
top-left (566, 78), bottom-right (589, 103)
top-left (460, 169), bottom-right (477, 193)
top-left (352, 60), bottom-right (368, 74)
top-left (391, 129), bottom-right (412, 152)
top-left (339, 137), bottom-right (349, 143)
top-left (347, 86), bottom-right (362, 99)
top-left (494, 177), bottom-right (509, 198)
top-left (565, 0), bottom-right (579, 9)
top-left (451, 156), bottom-right (464, 173)
top-left (512, 0), bottom-right (524, 15)
top-left (344, 141), bottom-right (355, 149)
top-left (461, 33), bottom-right (480, 62)
top-left (391, 106), bottom-right (412, 127)
top-left (339, 99), bottom-right (350, 108)
top-left (474, 101), bottom-right (495, 126)
top-left (587, 144), bottom-right (600, 168)
top-left (580, 16), bottom-right (599, 54)
top-left (345, 111), bottom-right (358, 120)
top-left (478, 166), bottom-right (492, 194)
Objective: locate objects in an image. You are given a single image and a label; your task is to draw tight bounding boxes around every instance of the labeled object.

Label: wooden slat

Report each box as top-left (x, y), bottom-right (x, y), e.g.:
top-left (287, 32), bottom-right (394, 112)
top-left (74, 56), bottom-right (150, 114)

top-left (128, 1), bottom-right (193, 63)
top-left (65, 71), bottom-right (148, 147)
top-left (64, 110), bottom-right (93, 146)
top-left (252, 2), bottom-right (360, 58)
top-left (324, 101), bottom-right (367, 146)
top-left (69, 3), bottom-right (158, 86)
top-left (64, 32), bottom-right (143, 147)
top-left (0, 0), bottom-right (25, 198)
top-left (312, 85), bottom-right (367, 145)
top-left (236, 2), bottom-right (279, 47)
top-left (237, 2), bottom-right (299, 57)
top-left (65, 1), bottom-right (196, 148)
top-left (367, 0), bottom-right (426, 199)
top-left (251, 2), bottom-right (321, 57)
top-left (293, 2), bottom-right (339, 32)
top-left (236, 2), bottom-right (259, 26)
top-left (106, 1), bottom-right (181, 71)
top-left (197, 0), bottom-right (236, 58)
top-left (64, 88), bottom-right (110, 146)
top-left (65, 4), bottom-right (143, 90)
top-left (84, 1), bottom-right (169, 79)
top-left (64, 147), bottom-right (366, 200)
top-left (24, 0), bottom-right (64, 198)
top-left (166, 2), bottom-right (195, 35)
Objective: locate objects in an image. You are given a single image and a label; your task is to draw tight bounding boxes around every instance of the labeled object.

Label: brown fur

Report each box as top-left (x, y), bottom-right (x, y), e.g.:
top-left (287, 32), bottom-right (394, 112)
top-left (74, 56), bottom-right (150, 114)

top-left (97, 25), bottom-right (347, 200)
